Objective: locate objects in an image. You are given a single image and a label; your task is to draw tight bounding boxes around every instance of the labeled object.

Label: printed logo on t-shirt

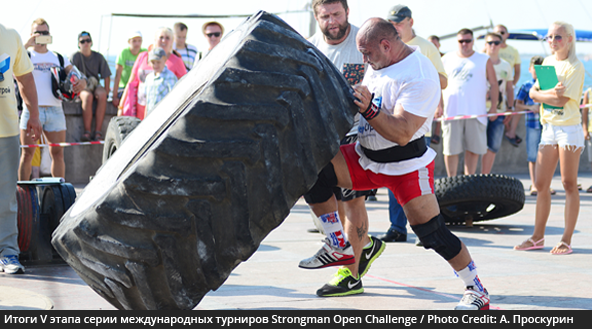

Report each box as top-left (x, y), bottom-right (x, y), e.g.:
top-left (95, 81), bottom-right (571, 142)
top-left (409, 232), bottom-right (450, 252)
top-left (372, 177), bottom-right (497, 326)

top-left (0, 53), bottom-right (11, 82)
top-left (34, 62), bottom-right (58, 72)
top-left (358, 96), bottom-right (382, 135)
top-left (450, 60), bottom-right (473, 82)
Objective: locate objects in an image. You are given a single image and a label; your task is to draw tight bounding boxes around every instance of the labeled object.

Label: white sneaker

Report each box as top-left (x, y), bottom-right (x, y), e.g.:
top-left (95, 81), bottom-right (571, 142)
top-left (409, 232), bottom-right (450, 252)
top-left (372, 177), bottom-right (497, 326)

top-left (0, 255), bottom-right (25, 274)
top-left (455, 287), bottom-right (490, 310)
top-left (299, 238), bottom-right (355, 269)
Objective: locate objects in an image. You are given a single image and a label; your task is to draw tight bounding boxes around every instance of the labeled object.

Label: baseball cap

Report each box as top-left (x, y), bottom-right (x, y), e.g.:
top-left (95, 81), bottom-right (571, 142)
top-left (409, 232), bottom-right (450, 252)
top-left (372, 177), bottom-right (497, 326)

top-left (148, 47), bottom-right (166, 61)
top-left (78, 31), bottom-right (92, 41)
top-left (129, 31), bottom-right (142, 40)
top-left (387, 5), bottom-right (412, 23)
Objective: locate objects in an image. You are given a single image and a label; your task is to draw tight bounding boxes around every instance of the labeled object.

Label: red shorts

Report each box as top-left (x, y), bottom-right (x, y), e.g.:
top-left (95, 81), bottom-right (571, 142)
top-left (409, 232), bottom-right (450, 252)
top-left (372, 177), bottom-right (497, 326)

top-left (340, 143), bottom-right (435, 206)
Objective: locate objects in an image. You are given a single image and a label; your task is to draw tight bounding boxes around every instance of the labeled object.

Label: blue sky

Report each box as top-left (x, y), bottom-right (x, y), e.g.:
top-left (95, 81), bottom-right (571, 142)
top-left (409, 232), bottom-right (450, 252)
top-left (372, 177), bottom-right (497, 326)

top-left (5, 0), bottom-right (592, 58)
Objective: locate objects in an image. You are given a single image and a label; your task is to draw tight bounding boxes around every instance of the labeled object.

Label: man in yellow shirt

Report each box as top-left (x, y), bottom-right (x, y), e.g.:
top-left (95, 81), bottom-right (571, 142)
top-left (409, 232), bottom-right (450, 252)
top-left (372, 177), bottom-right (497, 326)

top-left (494, 24), bottom-right (522, 146)
top-left (0, 23), bottom-right (42, 274)
top-left (380, 4), bottom-right (448, 244)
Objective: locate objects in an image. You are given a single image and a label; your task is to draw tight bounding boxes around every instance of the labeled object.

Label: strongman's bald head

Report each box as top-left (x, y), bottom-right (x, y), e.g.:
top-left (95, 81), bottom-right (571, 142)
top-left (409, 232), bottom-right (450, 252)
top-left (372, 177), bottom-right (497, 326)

top-left (357, 17), bottom-right (399, 46)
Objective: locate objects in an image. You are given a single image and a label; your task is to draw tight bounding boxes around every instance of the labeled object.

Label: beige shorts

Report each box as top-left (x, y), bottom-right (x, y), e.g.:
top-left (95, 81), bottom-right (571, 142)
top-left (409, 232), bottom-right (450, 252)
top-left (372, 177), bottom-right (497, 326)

top-left (442, 119), bottom-right (487, 156)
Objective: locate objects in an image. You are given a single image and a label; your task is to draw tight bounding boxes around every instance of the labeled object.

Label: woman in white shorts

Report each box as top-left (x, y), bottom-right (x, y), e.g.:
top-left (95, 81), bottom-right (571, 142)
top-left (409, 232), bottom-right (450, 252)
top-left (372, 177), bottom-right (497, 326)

top-left (514, 21), bottom-right (585, 255)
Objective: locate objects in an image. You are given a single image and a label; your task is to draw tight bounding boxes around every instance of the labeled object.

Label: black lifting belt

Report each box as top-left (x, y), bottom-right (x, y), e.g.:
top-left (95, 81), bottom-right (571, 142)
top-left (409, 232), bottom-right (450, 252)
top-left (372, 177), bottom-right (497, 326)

top-left (361, 136), bottom-right (428, 163)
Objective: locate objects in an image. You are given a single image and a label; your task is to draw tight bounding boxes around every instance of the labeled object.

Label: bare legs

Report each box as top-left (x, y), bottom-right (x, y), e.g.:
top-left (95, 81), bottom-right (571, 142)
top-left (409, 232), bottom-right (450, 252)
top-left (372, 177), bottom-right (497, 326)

top-left (518, 145), bottom-right (581, 253)
top-left (444, 151), bottom-right (481, 177)
top-left (80, 86), bottom-right (107, 138)
top-left (19, 129), bottom-right (66, 180)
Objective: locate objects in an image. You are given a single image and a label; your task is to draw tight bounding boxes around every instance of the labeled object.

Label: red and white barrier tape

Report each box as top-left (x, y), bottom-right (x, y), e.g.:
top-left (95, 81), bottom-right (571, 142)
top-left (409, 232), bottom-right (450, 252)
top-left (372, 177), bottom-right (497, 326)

top-left (436, 103), bottom-right (592, 122)
top-left (435, 110), bottom-right (529, 122)
top-left (20, 141), bottom-right (104, 148)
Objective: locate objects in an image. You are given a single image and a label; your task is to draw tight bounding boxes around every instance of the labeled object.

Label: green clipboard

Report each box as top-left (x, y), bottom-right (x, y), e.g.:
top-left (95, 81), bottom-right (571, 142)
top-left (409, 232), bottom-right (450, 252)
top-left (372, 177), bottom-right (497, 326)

top-left (534, 65), bottom-right (563, 110)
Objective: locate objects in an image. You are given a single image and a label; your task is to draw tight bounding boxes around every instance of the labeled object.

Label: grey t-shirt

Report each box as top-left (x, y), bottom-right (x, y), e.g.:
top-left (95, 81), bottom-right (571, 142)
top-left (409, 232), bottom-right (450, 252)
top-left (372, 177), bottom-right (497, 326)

top-left (71, 51), bottom-right (111, 81)
top-left (308, 24), bottom-right (363, 75)
top-left (309, 24), bottom-right (364, 136)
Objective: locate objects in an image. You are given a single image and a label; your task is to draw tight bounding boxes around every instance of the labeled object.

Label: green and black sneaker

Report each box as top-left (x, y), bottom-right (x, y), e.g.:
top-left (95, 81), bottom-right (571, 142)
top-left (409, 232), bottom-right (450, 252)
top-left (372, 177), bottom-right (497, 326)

top-left (358, 235), bottom-right (385, 278)
top-left (316, 268), bottom-right (363, 297)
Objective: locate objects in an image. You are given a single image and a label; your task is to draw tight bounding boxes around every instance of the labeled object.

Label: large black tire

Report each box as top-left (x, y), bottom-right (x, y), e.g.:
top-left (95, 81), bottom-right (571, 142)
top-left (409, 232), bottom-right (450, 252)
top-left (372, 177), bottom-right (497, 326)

top-left (435, 174), bottom-right (525, 224)
top-left (102, 116), bottom-right (141, 164)
top-left (52, 11), bottom-right (358, 310)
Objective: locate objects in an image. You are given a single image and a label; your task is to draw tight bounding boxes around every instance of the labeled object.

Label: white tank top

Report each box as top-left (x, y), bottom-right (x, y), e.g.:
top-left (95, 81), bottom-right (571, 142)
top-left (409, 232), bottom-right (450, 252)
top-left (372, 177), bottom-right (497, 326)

top-left (442, 51), bottom-right (489, 125)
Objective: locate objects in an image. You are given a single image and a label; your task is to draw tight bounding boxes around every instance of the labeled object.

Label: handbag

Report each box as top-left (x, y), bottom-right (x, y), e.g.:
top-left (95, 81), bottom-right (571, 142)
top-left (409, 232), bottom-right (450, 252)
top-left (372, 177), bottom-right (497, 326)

top-left (39, 134), bottom-right (52, 176)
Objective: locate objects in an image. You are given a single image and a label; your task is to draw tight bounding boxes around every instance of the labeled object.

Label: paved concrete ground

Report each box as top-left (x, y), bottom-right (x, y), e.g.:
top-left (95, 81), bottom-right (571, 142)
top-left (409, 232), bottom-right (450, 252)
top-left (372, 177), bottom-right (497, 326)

top-left (1, 173), bottom-right (591, 310)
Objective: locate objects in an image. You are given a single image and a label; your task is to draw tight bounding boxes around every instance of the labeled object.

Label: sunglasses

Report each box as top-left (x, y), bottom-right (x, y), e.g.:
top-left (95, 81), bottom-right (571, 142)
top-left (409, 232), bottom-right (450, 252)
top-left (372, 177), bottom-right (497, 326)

top-left (79, 39), bottom-right (92, 44)
top-left (458, 39), bottom-right (473, 44)
top-left (206, 32), bottom-right (221, 38)
top-left (34, 30), bottom-right (50, 35)
top-left (486, 40), bottom-right (501, 46)
top-left (546, 35), bottom-right (563, 42)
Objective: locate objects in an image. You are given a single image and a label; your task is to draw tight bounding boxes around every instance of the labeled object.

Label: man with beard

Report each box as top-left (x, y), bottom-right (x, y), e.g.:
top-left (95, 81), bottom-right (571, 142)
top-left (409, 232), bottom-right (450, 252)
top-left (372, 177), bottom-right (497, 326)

top-left (300, 0), bottom-right (385, 297)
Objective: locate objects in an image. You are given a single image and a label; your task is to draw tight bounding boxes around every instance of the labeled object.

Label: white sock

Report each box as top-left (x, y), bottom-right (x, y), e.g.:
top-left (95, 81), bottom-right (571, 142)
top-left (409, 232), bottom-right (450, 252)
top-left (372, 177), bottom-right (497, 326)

top-left (319, 212), bottom-right (349, 249)
top-left (455, 261), bottom-right (485, 293)
top-left (363, 239), bottom-right (372, 249)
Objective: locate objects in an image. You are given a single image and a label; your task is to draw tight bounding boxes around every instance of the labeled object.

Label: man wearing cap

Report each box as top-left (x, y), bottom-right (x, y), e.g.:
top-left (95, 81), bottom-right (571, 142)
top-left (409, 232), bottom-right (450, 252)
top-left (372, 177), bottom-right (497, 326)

top-left (112, 31), bottom-right (146, 107)
top-left (143, 47), bottom-right (178, 117)
top-left (441, 28), bottom-right (498, 177)
top-left (174, 22), bottom-right (199, 72)
top-left (197, 21), bottom-right (224, 62)
top-left (380, 4), bottom-right (448, 244)
top-left (299, 0), bottom-right (385, 298)
top-left (71, 31), bottom-right (111, 142)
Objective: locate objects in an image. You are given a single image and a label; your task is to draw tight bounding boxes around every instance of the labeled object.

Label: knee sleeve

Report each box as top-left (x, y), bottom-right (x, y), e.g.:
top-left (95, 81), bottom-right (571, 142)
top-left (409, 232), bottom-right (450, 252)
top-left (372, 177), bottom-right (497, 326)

top-left (411, 214), bottom-right (462, 261)
top-left (303, 162), bottom-right (338, 204)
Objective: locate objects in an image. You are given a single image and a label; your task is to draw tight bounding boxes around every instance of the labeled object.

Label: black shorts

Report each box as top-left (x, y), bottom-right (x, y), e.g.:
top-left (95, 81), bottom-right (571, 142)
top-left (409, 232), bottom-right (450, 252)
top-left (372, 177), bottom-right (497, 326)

top-left (335, 134), bottom-right (376, 202)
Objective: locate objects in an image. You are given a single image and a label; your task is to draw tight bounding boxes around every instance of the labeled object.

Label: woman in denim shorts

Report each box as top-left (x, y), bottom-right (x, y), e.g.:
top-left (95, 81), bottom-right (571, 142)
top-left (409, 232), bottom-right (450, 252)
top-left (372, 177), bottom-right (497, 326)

top-left (514, 21), bottom-right (585, 255)
top-left (19, 105), bottom-right (67, 178)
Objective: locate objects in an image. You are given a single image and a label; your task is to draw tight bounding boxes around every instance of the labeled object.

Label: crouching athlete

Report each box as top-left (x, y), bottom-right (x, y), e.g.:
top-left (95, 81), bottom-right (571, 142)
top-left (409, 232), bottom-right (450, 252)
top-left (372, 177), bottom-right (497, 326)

top-left (301, 18), bottom-right (490, 310)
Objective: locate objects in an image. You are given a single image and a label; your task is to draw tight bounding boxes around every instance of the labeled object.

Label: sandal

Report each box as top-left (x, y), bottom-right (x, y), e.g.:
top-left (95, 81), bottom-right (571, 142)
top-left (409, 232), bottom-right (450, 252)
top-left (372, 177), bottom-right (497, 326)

top-left (80, 131), bottom-right (92, 142)
top-left (551, 241), bottom-right (572, 255)
top-left (514, 134), bottom-right (522, 144)
top-left (93, 131), bottom-right (103, 141)
top-left (514, 237), bottom-right (545, 251)
top-left (504, 135), bottom-right (519, 147)
top-left (550, 188), bottom-right (556, 195)
top-left (587, 185), bottom-right (592, 193)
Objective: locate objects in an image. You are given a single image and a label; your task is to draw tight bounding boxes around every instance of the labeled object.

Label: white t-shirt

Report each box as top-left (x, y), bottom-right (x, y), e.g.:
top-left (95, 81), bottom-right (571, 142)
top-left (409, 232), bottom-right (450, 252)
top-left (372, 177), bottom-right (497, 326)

top-left (29, 50), bottom-right (72, 107)
top-left (442, 51), bottom-right (489, 125)
top-left (487, 58), bottom-right (513, 113)
top-left (309, 25), bottom-right (364, 136)
top-left (356, 47), bottom-right (441, 176)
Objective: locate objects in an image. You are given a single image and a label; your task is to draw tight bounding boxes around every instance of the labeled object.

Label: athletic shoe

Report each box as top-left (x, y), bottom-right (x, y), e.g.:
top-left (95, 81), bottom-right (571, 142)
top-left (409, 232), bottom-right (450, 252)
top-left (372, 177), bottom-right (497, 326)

top-left (299, 238), bottom-right (355, 269)
top-left (316, 267), bottom-right (363, 297)
top-left (454, 287), bottom-right (490, 310)
top-left (0, 255), bottom-right (25, 274)
top-left (358, 235), bottom-right (385, 277)
top-left (378, 228), bottom-right (407, 242)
